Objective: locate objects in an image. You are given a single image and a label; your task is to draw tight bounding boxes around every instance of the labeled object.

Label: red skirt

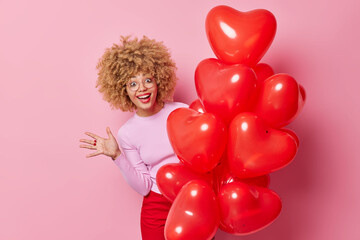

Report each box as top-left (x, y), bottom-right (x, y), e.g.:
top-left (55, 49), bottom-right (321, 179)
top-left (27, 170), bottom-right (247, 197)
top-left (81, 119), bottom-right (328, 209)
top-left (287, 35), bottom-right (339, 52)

top-left (140, 191), bottom-right (172, 240)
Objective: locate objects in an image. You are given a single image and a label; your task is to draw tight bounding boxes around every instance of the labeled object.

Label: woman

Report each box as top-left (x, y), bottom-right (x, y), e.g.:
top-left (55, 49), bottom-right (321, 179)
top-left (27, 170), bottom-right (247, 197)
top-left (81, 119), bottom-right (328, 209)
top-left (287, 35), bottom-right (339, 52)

top-left (79, 36), bottom-right (188, 240)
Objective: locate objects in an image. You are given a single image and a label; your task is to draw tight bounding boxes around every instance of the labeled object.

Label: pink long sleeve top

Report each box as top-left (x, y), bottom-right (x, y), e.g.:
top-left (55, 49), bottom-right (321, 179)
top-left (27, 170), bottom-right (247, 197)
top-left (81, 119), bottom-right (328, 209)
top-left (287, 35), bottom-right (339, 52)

top-left (113, 101), bottom-right (188, 196)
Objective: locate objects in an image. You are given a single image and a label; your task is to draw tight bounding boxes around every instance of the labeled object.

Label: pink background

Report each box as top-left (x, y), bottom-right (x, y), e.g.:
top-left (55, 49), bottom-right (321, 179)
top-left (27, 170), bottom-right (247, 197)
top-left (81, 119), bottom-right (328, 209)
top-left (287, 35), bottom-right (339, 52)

top-left (1, 0), bottom-right (359, 239)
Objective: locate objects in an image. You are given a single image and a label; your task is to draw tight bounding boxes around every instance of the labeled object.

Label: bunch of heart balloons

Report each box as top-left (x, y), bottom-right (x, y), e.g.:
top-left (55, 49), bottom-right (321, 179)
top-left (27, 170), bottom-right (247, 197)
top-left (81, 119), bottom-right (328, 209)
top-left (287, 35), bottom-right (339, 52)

top-left (156, 5), bottom-right (306, 240)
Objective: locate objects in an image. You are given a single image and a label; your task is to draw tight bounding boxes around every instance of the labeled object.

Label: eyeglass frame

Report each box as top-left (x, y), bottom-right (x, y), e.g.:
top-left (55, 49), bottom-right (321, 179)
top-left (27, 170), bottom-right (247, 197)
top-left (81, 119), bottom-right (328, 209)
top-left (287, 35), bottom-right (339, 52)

top-left (124, 77), bottom-right (156, 92)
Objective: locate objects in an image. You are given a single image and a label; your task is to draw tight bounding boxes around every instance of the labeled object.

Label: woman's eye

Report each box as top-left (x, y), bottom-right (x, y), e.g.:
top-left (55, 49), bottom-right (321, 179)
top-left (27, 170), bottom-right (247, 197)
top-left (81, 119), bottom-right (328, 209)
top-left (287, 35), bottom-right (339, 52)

top-left (145, 78), bottom-right (152, 83)
top-left (129, 82), bottom-right (137, 87)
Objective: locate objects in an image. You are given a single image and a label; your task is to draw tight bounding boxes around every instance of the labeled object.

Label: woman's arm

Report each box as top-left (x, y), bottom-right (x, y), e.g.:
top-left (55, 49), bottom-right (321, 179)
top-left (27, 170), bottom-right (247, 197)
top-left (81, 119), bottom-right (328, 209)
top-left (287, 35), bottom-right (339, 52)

top-left (80, 127), bottom-right (152, 196)
top-left (114, 134), bottom-right (152, 196)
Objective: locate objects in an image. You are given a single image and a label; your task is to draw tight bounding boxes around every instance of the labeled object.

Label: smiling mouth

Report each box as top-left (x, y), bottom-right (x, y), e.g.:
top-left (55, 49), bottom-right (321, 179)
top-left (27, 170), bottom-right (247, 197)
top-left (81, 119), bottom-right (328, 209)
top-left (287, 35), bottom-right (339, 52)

top-left (137, 93), bottom-right (151, 103)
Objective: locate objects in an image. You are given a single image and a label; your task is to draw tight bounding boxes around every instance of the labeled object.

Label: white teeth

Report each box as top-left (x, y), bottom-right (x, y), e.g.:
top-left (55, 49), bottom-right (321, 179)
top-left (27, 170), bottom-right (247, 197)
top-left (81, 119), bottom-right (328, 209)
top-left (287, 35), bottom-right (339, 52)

top-left (137, 94), bottom-right (150, 99)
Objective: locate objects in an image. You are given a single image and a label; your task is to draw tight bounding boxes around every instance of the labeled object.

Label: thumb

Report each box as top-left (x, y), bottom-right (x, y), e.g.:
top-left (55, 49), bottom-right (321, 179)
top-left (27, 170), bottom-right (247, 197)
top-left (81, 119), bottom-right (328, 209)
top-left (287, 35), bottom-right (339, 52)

top-left (106, 126), bottom-right (114, 139)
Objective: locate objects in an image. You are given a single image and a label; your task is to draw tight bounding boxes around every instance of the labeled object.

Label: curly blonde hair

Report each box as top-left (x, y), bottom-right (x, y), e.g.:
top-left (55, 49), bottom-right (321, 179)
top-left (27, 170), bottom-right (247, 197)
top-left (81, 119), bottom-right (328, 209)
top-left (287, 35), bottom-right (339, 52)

top-left (95, 36), bottom-right (177, 112)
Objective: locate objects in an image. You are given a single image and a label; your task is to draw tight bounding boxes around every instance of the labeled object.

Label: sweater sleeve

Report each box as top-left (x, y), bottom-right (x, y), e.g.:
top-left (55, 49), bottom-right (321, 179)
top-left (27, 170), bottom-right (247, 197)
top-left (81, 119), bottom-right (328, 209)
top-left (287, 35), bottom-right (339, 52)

top-left (113, 133), bottom-right (152, 196)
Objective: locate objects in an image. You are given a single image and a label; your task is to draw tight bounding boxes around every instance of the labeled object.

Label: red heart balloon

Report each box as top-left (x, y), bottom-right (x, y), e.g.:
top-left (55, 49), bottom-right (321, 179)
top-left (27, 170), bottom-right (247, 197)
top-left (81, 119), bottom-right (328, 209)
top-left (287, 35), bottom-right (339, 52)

top-left (212, 156), bottom-right (270, 195)
top-left (252, 63), bottom-right (274, 82)
top-left (228, 112), bottom-right (298, 178)
top-left (167, 107), bottom-right (227, 173)
top-left (299, 84), bottom-right (306, 102)
top-left (281, 128), bottom-right (299, 147)
top-left (218, 181), bottom-right (282, 235)
top-left (253, 73), bottom-right (305, 128)
top-left (206, 6), bottom-right (277, 66)
top-left (165, 180), bottom-right (219, 240)
top-left (156, 163), bottom-right (213, 202)
top-left (189, 99), bottom-right (206, 113)
top-left (195, 58), bottom-right (257, 124)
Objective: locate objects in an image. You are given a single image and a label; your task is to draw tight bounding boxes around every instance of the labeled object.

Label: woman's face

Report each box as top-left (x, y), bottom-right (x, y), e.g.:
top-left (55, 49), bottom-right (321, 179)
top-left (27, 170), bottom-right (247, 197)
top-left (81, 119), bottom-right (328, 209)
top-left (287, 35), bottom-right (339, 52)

top-left (126, 72), bottom-right (160, 117)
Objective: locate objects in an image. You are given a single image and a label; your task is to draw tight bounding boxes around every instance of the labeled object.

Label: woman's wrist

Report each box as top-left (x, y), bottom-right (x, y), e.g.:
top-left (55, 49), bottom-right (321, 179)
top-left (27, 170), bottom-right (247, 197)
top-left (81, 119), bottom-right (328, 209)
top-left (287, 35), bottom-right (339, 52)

top-left (111, 149), bottom-right (122, 161)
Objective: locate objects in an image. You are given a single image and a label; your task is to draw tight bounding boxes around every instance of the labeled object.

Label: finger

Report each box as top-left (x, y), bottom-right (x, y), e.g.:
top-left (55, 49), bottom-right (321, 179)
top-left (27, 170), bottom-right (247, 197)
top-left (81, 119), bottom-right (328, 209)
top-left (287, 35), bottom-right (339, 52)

top-left (86, 151), bottom-right (102, 158)
top-left (106, 126), bottom-right (115, 139)
top-left (79, 144), bottom-right (97, 150)
top-left (85, 132), bottom-right (101, 140)
top-left (79, 139), bottom-right (98, 145)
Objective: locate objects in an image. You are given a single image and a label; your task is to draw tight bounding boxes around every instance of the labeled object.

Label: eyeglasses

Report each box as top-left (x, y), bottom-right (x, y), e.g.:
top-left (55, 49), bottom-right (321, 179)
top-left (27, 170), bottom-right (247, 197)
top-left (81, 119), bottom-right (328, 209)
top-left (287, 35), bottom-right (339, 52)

top-left (126, 78), bottom-right (155, 92)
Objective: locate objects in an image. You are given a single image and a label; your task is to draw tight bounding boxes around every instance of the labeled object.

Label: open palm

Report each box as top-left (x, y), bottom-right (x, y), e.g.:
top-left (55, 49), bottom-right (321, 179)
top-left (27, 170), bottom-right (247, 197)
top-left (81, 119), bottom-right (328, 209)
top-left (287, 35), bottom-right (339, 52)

top-left (79, 127), bottom-right (121, 159)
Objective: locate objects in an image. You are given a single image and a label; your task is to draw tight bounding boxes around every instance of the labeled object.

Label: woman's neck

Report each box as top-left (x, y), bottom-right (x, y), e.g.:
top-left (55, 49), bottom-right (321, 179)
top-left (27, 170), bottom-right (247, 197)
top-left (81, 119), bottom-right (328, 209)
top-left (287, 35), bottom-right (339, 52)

top-left (136, 102), bottom-right (163, 117)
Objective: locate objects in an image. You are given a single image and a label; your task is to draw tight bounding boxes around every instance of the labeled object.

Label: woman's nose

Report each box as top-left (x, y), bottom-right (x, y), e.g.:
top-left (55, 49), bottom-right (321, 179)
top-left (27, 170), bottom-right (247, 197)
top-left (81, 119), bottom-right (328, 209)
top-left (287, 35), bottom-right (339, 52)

top-left (138, 82), bottom-right (147, 91)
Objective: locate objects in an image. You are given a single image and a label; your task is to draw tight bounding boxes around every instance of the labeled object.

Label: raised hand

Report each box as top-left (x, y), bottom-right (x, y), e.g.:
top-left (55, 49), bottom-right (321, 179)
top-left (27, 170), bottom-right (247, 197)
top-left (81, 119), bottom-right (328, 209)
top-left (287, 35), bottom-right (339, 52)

top-left (79, 127), bottom-right (121, 160)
